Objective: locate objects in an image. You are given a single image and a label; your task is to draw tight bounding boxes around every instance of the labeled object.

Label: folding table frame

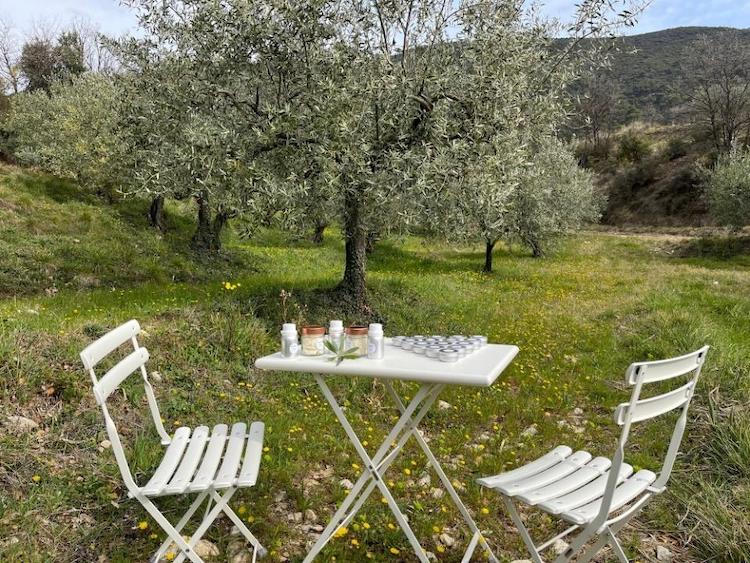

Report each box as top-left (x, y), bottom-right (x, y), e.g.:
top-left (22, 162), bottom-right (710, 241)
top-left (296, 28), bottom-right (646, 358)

top-left (303, 377), bottom-right (498, 563)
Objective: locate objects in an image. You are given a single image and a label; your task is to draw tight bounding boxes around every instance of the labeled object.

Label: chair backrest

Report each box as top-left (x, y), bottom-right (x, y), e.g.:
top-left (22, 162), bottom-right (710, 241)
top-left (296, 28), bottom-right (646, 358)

top-left (594, 346), bottom-right (709, 526)
top-left (80, 319), bottom-right (170, 492)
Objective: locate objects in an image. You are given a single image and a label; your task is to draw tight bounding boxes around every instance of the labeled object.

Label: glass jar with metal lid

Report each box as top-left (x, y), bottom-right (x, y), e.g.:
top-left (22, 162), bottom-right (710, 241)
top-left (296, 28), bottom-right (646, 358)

top-left (301, 325), bottom-right (327, 356)
top-left (346, 326), bottom-right (369, 357)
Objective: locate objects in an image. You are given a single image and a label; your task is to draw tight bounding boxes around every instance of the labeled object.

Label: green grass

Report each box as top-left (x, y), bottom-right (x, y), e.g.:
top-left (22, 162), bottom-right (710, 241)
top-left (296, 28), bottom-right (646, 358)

top-left (1, 164), bottom-right (749, 562)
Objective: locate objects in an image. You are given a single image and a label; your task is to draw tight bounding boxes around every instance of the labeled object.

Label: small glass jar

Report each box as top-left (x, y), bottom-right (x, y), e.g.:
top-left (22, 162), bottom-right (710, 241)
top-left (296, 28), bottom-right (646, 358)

top-left (301, 326), bottom-right (327, 356)
top-left (346, 326), bottom-right (369, 357)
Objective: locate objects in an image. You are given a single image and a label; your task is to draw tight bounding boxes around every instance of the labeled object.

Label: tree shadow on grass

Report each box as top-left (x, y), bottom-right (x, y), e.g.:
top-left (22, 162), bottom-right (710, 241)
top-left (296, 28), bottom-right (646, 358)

top-left (369, 239), bottom-right (533, 275)
top-left (11, 168), bottom-right (99, 205)
top-left (672, 235), bottom-right (750, 261)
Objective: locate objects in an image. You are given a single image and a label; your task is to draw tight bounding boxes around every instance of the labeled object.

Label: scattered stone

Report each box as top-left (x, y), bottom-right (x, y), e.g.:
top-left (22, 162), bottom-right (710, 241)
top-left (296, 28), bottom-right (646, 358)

top-left (5, 415), bottom-right (38, 434)
top-left (151, 371), bottom-right (162, 383)
top-left (181, 537), bottom-right (219, 559)
top-left (99, 439), bottom-right (112, 449)
top-left (478, 432), bottom-right (492, 442)
top-left (552, 539), bottom-right (569, 556)
top-left (304, 509), bottom-right (318, 523)
top-left (656, 545), bottom-right (673, 561)
top-left (438, 400), bottom-right (452, 410)
top-left (288, 512), bottom-right (303, 523)
top-left (430, 488), bottom-right (444, 499)
top-left (229, 552), bottom-right (253, 563)
top-left (511, 560), bottom-right (532, 563)
top-left (425, 551), bottom-right (437, 561)
top-left (339, 478), bottom-right (354, 490)
top-left (520, 424), bottom-right (538, 438)
top-left (417, 475), bottom-right (431, 488)
top-left (439, 533), bottom-right (455, 548)
top-left (309, 524), bottom-right (324, 533)
top-left (274, 491), bottom-right (287, 503)
top-left (572, 407), bottom-right (584, 416)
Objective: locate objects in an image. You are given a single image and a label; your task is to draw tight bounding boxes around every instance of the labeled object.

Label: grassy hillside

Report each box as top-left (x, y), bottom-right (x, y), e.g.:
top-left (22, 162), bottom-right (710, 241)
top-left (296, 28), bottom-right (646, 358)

top-left (1, 166), bottom-right (749, 562)
top-left (581, 123), bottom-right (714, 226)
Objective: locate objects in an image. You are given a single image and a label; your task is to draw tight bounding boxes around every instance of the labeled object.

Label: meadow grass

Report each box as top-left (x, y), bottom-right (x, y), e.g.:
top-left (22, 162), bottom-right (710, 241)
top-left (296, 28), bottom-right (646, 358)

top-left (1, 165), bottom-right (749, 562)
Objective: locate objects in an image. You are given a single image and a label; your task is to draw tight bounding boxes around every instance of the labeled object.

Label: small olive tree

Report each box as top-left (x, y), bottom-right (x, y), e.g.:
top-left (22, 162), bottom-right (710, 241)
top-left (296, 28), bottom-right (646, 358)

top-left (706, 148), bottom-right (750, 227)
top-left (6, 73), bottom-right (125, 198)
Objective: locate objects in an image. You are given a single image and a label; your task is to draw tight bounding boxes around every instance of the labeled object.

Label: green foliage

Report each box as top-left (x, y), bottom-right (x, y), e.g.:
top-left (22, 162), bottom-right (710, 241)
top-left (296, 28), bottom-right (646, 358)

top-left (617, 131), bottom-right (651, 162)
top-left (706, 148), bottom-right (750, 227)
top-left (510, 140), bottom-right (602, 256)
top-left (6, 73), bottom-right (125, 197)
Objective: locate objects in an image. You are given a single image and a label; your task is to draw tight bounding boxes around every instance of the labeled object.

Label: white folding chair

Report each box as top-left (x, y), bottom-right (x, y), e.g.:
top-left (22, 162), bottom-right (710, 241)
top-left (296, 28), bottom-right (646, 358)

top-left (80, 319), bottom-right (267, 563)
top-left (466, 346), bottom-right (709, 563)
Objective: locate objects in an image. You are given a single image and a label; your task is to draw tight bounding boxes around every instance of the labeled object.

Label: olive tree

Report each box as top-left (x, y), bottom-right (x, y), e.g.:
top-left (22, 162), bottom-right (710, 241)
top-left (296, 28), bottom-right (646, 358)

top-left (706, 148), bottom-right (750, 227)
top-left (6, 73), bottom-right (125, 198)
top-left (117, 0), bottom-right (331, 252)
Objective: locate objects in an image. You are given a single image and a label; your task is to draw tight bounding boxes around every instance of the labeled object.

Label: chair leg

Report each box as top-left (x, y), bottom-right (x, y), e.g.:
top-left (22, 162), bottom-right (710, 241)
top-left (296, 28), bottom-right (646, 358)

top-left (173, 488), bottom-right (237, 563)
top-left (209, 489), bottom-right (267, 558)
top-left (153, 491), bottom-right (210, 561)
top-left (138, 496), bottom-right (205, 563)
top-left (502, 496), bottom-right (545, 563)
top-left (607, 528), bottom-right (630, 563)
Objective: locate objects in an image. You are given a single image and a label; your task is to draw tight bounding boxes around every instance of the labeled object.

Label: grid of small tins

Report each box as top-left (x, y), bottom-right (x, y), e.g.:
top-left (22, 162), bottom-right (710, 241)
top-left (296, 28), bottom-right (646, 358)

top-left (390, 335), bottom-right (488, 363)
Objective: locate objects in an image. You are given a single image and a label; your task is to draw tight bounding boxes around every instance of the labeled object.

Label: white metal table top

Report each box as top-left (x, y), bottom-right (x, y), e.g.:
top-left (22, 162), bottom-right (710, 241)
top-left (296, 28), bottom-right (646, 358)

top-left (254, 339), bottom-right (519, 386)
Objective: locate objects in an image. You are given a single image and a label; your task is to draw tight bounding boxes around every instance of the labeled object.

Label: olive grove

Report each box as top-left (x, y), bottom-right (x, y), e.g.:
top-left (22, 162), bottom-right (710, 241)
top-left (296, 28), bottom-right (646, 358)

top-left (1, 0), bottom-right (648, 307)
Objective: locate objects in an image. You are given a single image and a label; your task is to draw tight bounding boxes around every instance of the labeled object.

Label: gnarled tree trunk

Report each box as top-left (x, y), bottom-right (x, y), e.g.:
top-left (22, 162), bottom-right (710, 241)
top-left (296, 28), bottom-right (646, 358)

top-left (191, 195), bottom-right (228, 253)
top-left (149, 195), bottom-right (166, 231)
top-left (336, 186), bottom-right (368, 309)
top-left (310, 221), bottom-right (327, 244)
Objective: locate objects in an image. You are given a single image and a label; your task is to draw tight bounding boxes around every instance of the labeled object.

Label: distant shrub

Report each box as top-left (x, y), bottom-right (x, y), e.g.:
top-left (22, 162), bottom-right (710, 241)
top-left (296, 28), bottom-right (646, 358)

top-left (617, 132), bottom-right (651, 163)
top-left (613, 155), bottom-right (660, 193)
top-left (706, 148), bottom-right (750, 227)
top-left (575, 138), bottom-right (613, 168)
top-left (665, 137), bottom-right (689, 160)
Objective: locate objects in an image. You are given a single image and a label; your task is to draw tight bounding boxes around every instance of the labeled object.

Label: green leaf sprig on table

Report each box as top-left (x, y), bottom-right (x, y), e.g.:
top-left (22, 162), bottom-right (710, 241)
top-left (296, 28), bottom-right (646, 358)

top-left (324, 334), bottom-right (360, 366)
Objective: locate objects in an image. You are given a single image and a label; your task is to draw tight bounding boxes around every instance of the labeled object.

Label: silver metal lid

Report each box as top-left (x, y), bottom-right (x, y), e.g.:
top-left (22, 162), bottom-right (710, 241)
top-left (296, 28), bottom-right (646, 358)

top-left (439, 348), bottom-right (459, 362)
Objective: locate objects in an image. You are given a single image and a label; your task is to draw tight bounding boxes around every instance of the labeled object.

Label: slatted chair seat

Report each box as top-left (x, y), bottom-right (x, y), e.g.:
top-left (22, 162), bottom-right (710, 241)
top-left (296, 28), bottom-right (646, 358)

top-left (138, 422), bottom-right (265, 498)
top-left (80, 320), bottom-right (267, 563)
top-left (479, 446), bottom-right (657, 525)
top-left (467, 346), bottom-right (709, 563)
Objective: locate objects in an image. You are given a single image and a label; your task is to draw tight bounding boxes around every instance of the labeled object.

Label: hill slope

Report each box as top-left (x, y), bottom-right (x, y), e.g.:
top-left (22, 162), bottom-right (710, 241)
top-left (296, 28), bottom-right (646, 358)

top-left (596, 26), bottom-right (750, 124)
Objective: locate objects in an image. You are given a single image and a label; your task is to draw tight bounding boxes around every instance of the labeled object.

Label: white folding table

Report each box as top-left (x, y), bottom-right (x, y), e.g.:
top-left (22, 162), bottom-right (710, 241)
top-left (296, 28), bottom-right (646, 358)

top-left (255, 339), bottom-right (519, 562)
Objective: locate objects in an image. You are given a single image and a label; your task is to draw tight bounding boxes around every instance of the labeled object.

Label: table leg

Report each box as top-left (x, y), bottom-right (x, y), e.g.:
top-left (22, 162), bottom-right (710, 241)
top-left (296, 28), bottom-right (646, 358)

top-left (304, 377), bottom-right (440, 563)
top-left (385, 382), bottom-right (500, 563)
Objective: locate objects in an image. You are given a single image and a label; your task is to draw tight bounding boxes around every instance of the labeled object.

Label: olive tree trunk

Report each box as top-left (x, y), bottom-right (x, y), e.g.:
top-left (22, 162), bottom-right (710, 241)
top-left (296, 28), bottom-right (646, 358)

top-left (191, 195), bottom-right (228, 253)
top-left (149, 195), bottom-right (166, 231)
top-left (336, 187), bottom-right (368, 309)
top-left (310, 221), bottom-right (327, 244)
top-left (484, 239), bottom-right (497, 273)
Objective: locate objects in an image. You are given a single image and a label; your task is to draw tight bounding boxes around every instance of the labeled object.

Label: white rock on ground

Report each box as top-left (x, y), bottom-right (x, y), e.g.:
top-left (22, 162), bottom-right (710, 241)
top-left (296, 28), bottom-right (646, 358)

top-left (184, 538), bottom-right (220, 559)
top-left (304, 509), bottom-right (318, 523)
top-left (511, 560), bottom-right (532, 563)
top-left (339, 478), bottom-right (354, 490)
top-left (656, 545), bottom-right (673, 561)
top-left (438, 400), bottom-right (452, 410)
top-left (439, 533), bottom-right (455, 548)
top-left (229, 551), bottom-right (253, 563)
top-left (552, 539), bottom-right (569, 555)
top-left (520, 424), bottom-right (538, 438)
top-left (6, 415), bottom-right (38, 434)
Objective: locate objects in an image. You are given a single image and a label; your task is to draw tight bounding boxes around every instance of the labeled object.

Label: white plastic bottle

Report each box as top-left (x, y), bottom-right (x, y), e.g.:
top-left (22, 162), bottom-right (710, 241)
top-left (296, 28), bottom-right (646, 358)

top-left (328, 320), bottom-right (344, 350)
top-left (281, 323), bottom-right (300, 358)
top-left (368, 323), bottom-right (384, 359)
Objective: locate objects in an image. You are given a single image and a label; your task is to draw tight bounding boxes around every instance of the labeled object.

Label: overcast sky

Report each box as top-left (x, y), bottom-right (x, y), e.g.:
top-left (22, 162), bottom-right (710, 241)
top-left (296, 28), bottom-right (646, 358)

top-left (1, 0), bottom-right (749, 38)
